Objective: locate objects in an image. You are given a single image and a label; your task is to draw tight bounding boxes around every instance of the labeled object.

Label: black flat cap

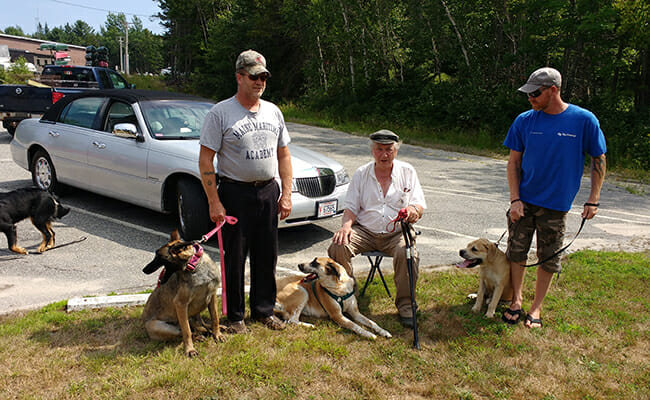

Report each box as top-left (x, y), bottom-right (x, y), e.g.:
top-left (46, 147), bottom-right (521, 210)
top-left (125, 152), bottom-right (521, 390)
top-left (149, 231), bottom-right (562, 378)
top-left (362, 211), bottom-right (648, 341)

top-left (369, 129), bottom-right (400, 144)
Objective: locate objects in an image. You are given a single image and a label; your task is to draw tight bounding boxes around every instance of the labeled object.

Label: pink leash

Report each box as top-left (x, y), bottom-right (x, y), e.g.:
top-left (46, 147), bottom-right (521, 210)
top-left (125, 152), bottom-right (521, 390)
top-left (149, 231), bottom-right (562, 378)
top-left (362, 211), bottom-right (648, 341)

top-left (199, 216), bottom-right (238, 316)
top-left (386, 208), bottom-right (409, 232)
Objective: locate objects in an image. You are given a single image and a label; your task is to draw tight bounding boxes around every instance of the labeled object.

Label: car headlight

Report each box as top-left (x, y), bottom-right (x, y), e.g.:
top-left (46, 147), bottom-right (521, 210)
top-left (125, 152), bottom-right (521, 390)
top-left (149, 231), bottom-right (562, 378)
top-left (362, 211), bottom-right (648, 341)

top-left (335, 168), bottom-right (350, 186)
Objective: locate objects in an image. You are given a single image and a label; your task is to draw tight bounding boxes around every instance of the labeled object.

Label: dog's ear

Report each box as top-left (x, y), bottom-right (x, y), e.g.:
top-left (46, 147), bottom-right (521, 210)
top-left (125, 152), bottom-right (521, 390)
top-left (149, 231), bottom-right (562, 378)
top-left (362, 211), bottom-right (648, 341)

top-left (487, 241), bottom-right (497, 258)
top-left (170, 230), bottom-right (181, 242)
top-left (325, 261), bottom-right (341, 279)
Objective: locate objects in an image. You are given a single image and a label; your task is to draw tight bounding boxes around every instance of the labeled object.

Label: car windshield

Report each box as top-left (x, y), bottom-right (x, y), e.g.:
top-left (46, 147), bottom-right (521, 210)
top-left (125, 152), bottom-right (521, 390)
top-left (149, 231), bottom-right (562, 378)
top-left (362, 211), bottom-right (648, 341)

top-left (140, 100), bottom-right (213, 139)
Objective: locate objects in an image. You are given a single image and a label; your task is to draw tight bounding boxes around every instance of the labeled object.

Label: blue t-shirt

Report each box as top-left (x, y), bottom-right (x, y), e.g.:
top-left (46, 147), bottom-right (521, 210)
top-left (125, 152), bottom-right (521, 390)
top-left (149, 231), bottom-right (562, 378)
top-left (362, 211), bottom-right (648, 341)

top-left (503, 104), bottom-right (606, 211)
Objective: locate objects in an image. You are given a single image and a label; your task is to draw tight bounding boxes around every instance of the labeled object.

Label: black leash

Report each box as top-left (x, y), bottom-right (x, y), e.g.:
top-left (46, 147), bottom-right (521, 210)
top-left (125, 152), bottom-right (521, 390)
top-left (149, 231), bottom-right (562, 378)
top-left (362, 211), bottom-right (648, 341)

top-left (496, 217), bottom-right (587, 269)
top-left (523, 217), bottom-right (586, 268)
top-left (39, 236), bottom-right (88, 252)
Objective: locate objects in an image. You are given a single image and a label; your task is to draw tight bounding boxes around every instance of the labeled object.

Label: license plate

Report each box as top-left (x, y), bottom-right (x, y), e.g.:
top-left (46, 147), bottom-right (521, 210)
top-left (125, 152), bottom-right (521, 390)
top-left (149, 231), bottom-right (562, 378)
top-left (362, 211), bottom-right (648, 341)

top-left (317, 200), bottom-right (338, 218)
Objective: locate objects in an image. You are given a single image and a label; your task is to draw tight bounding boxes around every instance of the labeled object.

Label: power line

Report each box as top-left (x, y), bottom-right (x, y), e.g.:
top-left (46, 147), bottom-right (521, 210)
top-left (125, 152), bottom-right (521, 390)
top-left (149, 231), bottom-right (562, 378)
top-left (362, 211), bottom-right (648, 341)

top-left (50, 0), bottom-right (159, 19)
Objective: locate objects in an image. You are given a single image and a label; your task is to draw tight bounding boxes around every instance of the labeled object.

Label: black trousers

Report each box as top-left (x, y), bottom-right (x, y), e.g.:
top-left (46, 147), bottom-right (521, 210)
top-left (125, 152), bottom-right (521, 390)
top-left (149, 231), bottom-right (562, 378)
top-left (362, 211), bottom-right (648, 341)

top-left (218, 180), bottom-right (280, 322)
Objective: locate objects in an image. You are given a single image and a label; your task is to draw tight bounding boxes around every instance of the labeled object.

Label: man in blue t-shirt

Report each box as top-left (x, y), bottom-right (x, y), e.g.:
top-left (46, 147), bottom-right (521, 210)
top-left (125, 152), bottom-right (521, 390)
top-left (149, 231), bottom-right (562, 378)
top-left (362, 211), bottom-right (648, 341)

top-left (501, 67), bottom-right (606, 329)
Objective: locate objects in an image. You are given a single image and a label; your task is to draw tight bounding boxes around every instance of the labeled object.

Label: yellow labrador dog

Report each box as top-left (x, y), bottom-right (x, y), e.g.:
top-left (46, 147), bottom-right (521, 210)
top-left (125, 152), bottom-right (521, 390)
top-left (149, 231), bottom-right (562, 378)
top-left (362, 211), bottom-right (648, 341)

top-left (274, 257), bottom-right (392, 340)
top-left (457, 238), bottom-right (513, 318)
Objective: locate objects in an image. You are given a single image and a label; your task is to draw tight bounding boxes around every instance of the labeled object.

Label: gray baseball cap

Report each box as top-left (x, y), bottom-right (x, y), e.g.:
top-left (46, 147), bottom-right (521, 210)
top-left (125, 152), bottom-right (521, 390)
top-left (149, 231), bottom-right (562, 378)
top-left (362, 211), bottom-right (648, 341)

top-left (518, 67), bottom-right (561, 93)
top-left (235, 49), bottom-right (270, 75)
top-left (370, 129), bottom-right (400, 144)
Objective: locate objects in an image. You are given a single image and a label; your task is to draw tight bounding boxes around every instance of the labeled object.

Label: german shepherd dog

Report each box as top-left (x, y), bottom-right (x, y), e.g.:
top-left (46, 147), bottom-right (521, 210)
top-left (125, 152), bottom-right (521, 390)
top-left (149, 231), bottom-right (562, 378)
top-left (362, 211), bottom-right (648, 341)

top-left (274, 257), bottom-right (392, 340)
top-left (0, 187), bottom-right (70, 254)
top-left (142, 230), bottom-right (225, 357)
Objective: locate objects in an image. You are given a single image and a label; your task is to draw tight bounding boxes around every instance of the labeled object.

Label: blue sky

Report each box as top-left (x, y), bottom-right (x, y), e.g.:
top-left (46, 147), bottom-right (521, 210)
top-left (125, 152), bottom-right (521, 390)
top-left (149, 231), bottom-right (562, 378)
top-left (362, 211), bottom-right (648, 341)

top-left (0, 0), bottom-right (164, 35)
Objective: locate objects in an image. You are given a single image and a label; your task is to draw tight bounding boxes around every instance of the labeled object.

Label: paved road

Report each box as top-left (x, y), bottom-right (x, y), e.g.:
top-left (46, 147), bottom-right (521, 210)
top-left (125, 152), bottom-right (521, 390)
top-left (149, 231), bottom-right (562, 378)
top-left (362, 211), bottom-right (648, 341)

top-left (1, 124), bottom-right (649, 315)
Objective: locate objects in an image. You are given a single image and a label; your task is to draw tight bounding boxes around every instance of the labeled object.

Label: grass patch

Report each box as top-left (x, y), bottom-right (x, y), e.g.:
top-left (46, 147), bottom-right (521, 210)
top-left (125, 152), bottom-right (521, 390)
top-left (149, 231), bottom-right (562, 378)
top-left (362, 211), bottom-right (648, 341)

top-left (0, 250), bottom-right (648, 399)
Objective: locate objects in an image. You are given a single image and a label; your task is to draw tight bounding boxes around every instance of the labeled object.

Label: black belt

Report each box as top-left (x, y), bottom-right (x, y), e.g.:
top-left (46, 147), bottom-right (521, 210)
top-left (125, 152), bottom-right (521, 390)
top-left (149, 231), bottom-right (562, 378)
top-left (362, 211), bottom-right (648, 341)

top-left (219, 176), bottom-right (274, 187)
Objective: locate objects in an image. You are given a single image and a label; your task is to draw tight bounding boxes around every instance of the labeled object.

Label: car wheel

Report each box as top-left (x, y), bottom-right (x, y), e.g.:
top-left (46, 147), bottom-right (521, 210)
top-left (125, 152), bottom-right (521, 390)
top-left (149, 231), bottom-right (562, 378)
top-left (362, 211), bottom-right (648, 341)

top-left (177, 179), bottom-right (211, 240)
top-left (30, 150), bottom-right (59, 193)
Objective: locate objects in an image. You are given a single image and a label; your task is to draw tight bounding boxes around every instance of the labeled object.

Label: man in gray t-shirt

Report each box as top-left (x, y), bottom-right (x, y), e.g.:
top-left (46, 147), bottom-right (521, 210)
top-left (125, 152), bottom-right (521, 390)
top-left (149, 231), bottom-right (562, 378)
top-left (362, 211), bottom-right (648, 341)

top-left (199, 49), bottom-right (292, 333)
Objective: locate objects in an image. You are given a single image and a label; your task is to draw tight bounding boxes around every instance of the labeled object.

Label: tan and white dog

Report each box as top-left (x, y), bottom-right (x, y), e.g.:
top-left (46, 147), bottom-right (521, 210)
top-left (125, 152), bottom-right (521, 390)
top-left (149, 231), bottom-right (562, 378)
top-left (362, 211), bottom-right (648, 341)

top-left (457, 238), bottom-right (513, 318)
top-left (274, 257), bottom-right (392, 340)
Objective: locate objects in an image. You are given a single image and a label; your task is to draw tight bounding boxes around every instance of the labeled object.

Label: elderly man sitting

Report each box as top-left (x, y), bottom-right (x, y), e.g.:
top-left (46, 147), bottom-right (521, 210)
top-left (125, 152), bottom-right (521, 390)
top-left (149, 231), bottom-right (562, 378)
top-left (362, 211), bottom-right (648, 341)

top-left (328, 130), bottom-right (427, 328)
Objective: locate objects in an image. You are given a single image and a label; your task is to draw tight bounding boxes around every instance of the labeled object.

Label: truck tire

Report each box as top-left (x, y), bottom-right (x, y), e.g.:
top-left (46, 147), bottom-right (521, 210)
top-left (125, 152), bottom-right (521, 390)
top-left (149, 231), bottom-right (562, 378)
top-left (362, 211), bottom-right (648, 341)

top-left (177, 179), bottom-right (211, 240)
top-left (30, 150), bottom-right (60, 193)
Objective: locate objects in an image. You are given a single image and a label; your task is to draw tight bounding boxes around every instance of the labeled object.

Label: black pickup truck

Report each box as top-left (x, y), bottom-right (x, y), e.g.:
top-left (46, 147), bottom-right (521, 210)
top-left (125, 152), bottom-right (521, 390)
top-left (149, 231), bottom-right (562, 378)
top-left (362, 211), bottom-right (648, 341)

top-left (0, 65), bottom-right (132, 136)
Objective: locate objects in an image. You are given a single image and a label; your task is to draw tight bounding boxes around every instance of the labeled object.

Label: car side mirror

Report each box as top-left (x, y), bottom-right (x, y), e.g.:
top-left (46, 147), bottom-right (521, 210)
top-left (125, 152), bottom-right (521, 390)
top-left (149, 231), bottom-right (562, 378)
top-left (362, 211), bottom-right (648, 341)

top-left (113, 123), bottom-right (140, 140)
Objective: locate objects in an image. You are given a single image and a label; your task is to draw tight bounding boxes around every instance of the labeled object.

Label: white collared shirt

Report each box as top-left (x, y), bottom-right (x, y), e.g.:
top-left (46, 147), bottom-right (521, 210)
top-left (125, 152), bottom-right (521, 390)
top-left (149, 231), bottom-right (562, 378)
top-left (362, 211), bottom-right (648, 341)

top-left (345, 159), bottom-right (427, 233)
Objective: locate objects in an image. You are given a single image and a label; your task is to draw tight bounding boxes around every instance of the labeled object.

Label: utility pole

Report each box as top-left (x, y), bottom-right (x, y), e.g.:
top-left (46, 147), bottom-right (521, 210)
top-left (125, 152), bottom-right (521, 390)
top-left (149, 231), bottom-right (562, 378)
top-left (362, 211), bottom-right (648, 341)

top-left (118, 37), bottom-right (124, 72)
top-left (123, 21), bottom-right (130, 75)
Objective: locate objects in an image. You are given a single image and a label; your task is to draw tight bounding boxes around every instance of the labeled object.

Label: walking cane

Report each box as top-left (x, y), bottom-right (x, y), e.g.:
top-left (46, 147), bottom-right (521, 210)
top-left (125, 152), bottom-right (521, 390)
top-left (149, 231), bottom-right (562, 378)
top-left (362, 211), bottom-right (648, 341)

top-left (399, 214), bottom-right (420, 350)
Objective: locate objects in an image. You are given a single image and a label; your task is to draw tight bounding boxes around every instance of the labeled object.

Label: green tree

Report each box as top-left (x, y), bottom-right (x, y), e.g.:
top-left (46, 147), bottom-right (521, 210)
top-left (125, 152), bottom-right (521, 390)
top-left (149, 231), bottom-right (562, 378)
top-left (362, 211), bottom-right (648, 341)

top-left (3, 26), bottom-right (25, 36)
top-left (152, 0), bottom-right (649, 169)
top-left (6, 56), bottom-right (33, 83)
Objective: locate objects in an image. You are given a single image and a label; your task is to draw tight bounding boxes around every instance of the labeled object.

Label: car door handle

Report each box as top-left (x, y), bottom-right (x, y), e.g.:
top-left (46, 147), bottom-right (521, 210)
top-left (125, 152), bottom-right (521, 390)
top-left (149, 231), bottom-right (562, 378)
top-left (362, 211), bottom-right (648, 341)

top-left (48, 131), bottom-right (60, 137)
top-left (92, 141), bottom-right (106, 149)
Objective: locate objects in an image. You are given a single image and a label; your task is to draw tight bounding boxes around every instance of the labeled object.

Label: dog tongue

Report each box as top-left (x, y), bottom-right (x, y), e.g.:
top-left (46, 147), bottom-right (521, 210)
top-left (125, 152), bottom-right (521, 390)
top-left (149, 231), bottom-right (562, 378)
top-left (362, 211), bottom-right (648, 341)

top-left (456, 260), bottom-right (473, 269)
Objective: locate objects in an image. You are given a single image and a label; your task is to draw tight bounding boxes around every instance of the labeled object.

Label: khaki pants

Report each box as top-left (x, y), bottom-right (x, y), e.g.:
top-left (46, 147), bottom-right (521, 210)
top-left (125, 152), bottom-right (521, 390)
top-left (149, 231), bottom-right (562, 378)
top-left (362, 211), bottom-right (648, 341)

top-left (327, 223), bottom-right (419, 317)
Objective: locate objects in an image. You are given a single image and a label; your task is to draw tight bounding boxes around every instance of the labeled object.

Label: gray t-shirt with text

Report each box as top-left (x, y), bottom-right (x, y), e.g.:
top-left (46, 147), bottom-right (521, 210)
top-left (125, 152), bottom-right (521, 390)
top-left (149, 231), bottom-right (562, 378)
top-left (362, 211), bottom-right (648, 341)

top-left (200, 96), bottom-right (290, 182)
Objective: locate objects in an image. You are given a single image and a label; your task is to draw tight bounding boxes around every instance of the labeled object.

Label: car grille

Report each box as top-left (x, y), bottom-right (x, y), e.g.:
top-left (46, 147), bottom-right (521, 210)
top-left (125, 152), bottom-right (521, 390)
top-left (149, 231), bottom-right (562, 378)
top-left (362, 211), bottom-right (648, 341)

top-left (295, 173), bottom-right (336, 198)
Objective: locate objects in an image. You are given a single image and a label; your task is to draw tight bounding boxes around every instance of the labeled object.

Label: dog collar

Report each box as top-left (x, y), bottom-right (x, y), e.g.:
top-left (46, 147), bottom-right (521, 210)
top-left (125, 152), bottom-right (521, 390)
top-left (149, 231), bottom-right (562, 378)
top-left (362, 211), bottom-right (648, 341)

top-left (186, 243), bottom-right (203, 272)
top-left (157, 268), bottom-right (165, 288)
top-left (311, 280), bottom-right (354, 312)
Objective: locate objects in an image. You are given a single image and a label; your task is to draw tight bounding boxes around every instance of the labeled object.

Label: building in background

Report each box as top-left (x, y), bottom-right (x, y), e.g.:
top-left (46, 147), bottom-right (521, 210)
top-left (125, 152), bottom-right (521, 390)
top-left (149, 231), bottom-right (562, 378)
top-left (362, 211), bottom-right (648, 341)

top-left (0, 33), bottom-right (85, 72)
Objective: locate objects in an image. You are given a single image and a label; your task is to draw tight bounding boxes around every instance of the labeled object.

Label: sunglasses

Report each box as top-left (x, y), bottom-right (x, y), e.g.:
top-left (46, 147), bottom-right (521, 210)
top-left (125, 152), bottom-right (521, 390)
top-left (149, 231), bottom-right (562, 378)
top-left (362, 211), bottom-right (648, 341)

top-left (527, 87), bottom-right (548, 98)
top-left (241, 72), bottom-right (270, 82)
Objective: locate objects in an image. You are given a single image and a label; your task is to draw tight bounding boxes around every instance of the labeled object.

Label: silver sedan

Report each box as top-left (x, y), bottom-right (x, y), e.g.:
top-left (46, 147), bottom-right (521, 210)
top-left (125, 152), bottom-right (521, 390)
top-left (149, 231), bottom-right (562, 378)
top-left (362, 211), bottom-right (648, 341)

top-left (10, 90), bottom-right (349, 239)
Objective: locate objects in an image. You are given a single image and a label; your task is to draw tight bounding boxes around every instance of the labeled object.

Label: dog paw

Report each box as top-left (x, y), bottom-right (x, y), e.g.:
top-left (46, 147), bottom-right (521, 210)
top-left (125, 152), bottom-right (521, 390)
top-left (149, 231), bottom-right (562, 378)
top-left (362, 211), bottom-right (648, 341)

top-left (185, 347), bottom-right (199, 358)
top-left (360, 331), bottom-right (377, 340)
top-left (471, 305), bottom-right (481, 313)
top-left (192, 333), bottom-right (208, 343)
top-left (213, 332), bottom-right (226, 343)
top-left (379, 330), bottom-right (392, 338)
top-left (295, 321), bottom-right (315, 328)
top-left (485, 311), bottom-right (495, 318)
top-left (10, 246), bottom-right (28, 255)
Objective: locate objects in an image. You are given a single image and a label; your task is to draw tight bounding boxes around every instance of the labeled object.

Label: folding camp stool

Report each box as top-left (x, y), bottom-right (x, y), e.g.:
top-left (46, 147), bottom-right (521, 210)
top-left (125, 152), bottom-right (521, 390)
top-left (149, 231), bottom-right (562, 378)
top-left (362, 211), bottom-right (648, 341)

top-left (359, 251), bottom-right (392, 297)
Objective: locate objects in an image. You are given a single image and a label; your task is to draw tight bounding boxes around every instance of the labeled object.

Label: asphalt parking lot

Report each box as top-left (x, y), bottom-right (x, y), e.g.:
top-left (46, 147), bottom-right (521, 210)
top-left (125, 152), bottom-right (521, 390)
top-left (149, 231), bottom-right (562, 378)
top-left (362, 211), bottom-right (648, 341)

top-left (1, 124), bottom-right (649, 315)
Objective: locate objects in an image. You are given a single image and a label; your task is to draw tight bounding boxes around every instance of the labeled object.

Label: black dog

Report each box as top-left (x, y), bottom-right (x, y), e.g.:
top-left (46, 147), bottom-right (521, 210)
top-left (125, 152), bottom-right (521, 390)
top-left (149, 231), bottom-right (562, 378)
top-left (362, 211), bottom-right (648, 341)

top-left (0, 187), bottom-right (70, 254)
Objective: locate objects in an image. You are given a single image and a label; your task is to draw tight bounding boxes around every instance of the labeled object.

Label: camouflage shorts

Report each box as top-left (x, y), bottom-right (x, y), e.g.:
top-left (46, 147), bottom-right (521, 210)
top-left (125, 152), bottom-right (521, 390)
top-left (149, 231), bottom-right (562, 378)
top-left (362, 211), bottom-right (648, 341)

top-left (506, 202), bottom-right (567, 273)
